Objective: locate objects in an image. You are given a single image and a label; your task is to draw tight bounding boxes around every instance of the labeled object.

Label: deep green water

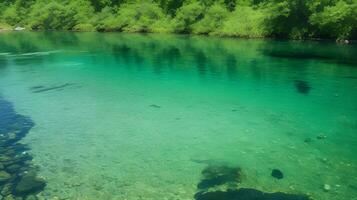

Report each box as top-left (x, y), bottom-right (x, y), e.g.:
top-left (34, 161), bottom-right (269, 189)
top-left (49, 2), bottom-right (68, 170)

top-left (0, 32), bottom-right (357, 200)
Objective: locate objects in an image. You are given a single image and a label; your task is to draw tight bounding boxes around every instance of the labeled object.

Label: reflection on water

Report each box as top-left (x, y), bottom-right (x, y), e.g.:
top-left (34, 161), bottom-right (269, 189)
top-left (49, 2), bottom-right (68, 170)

top-left (0, 32), bottom-right (356, 200)
top-left (0, 32), bottom-right (356, 78)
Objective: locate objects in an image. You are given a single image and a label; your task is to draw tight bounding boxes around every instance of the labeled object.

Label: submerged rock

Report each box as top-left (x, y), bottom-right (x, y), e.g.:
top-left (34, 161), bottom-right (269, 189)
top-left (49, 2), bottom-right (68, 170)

top-left (316, 134), bottom-right (327, 139)
top-left (271, 169), bottom-right (284, 179)
top-left (294, 80), bottom-right (311, 95)
top-left (0, 96), bottom-right (46, 198)
top-left (323, 184), bottom-right (331, 192)
top-left (25, 195), bottom-right (38, 200)
top-left (6, 164), bottom-right (22, 173)
top-left (1, 183), bottom-right (13, 196)
top-left (0, 171), bottom-right (11, 183)
top-left (304, 138), bottom-right (312, 143)
top-left (198, 165), bottom-right (242, 189)
top-left (3, 194), bottom-right (15, 200)
top-left (194, 188), bottom-right (310, 200)
top-left (14, 174), bottom-right (46, 196)
top-left (149, 104), bottom-right (161, 108)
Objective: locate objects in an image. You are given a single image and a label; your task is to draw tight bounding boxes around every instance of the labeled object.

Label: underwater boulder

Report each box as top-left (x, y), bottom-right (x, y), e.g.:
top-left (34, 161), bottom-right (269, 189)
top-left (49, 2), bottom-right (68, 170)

top-left (14, 174), bottom-right (46, 196)
top-left (271, 169), bottom-right (284, 179)
top-left (1, 183), bottom-right (13, 196)
top-left (149, 104), bottom-right (161, 108)
top-left (0, 97), bottom-right (44, 198)
top-left (5, 164), bottom-right (22, 174)
top-left (0, 171), bottom-right (11, 183)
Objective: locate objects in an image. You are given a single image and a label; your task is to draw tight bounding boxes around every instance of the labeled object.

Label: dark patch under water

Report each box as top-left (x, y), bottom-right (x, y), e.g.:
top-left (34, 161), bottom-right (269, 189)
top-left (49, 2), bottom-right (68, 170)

top-left (294, 80), bottom-right (311, 94)
top-left (195, 165), bottom-right (309, 200)
top-left (30, 83), bottom-right (74, 93)
top-left (149, 104), bottom-right (161, 108)
top-left (194, 188), bottom-right (310, 200)
top-left (342, 76), bottom-right (357, 80)
top-left (267, 51), bottom-right (332, 60)
top-left (0, 96), bottom-right (46, 199)
top-left (271, 169), bottom-right (284, 179)
top-left (266, 51), bottom-right (357, 66)
top-left (198, 165), bottom-right (242, 189)
top-left (304, 138), bottom-right (312, 143)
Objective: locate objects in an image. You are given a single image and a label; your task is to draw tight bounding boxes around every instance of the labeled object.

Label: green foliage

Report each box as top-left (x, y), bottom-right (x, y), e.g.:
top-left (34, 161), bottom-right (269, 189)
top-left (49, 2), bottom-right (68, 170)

top-left (192, 3), bottom-right (229, 35)
top-left (172, 1), bottom-right (205, 33)
top-left (156, 0), bottom-right (185, 15)
top-left (27, 1), bottom-right (72, 30)
top-left (310, 0), bottom-right (357, 39)
top-left (73, 23), bottom-right (96, 32)
top-left (0, 0), bottom-right (356, 40)
top-left (1, 5), bottom-right (21, 25)
top-left (264, 0), bottom-right (311, 39)
top-left (220, 6), bottom-right (268, 38)
top-left (1, 0), bottom-right (34, 26)
top-left (103, 1), bottom-right (165, 32)
top-left (0, 23), bottom-right (12, 31)
top-left (26, 0), bottom-right (94, 30)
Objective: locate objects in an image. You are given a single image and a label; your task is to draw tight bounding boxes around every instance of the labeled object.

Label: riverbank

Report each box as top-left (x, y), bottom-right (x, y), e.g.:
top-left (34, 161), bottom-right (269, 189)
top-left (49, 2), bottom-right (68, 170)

top-left (0, 23), bottom-right (12, 32)
top-left (0, 27), bottom-right (354, 45)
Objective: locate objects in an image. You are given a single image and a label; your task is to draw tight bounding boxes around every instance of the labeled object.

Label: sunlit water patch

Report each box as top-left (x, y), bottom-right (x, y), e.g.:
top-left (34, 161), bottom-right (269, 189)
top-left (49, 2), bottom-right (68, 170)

top-left (0, 32), bottom-right (356, 200)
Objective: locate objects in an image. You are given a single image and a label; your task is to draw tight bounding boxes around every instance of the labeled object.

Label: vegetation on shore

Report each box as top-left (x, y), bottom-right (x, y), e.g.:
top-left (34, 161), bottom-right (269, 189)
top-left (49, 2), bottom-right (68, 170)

top-left (0, 0), bottom-right (356, 40)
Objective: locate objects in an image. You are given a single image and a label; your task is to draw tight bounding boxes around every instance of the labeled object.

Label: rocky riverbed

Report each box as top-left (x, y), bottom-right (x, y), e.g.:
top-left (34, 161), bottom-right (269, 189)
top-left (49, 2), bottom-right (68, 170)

top-left (0, 96), bottom-right (46, 200)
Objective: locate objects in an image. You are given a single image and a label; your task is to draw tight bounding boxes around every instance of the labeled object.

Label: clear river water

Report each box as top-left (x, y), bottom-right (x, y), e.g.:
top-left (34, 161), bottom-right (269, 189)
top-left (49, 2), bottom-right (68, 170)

top-left (0, 32), bottom-right (356, 200)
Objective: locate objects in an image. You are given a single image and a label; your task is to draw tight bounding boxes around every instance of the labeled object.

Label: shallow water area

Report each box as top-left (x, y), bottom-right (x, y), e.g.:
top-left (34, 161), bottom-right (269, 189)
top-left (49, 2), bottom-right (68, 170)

top-left (0, 32), bottom-right (357, 200)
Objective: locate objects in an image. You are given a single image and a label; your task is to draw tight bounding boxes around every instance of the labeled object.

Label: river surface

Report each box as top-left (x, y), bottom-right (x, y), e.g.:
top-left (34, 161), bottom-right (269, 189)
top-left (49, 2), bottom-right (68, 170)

top-left (0, 32), bottom-right (356, 200)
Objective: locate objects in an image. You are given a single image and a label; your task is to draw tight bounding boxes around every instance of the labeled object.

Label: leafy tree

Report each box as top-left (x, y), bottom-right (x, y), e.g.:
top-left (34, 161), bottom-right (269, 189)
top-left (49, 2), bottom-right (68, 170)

top-left (104, 1), bottom-right (166, 32)
top-left (172, 1), bottom-right (205, 33)
top-left (263, 0), bottom-right (311, 39)
top-left (192, 3), bottom-right (229, 34)
top-left (310, 0), bottom-right (357, 39)
top-left (156, 0), bottom-right (186, 15)
top-left (220, 6), bottom-right (268, 37)
top-left (0, 0), bottom-right (355, 40)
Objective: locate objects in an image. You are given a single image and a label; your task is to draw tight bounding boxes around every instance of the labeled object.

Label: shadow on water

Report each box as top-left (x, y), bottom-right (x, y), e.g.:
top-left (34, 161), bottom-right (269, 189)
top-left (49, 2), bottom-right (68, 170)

top-left (294, 80), bottom-right (311, 95)
top-left (263, 43), bottom-right (357, 67)
top-left (195, 188), bottom-right (310, 200)
top-left (197, 165), bottom-right (242, 189)
top-left (0, 96), bottom-right (46, 199)
top-left (30, 83), bottom-right (75, 93)
top-left (0, 32), bottom-right (356, 84)
top-left (194, 165), bottom-right (310, 200)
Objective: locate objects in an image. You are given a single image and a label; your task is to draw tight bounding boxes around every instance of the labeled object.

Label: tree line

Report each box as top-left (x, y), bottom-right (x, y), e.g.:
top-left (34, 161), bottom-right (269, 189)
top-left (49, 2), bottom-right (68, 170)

top-left (0, 0), bottom-right (356, 40)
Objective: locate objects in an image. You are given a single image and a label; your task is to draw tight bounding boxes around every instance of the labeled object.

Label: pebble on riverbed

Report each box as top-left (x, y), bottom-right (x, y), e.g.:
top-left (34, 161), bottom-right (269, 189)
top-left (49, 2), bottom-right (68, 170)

top-left (317, 134), bottom-right (327, 139)
top-left (323, 184), bottom-right (331, 192)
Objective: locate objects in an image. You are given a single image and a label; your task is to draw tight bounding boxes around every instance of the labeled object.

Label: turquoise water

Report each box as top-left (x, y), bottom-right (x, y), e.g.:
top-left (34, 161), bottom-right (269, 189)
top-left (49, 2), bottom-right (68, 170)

top-left (0, 32), bottom-right (357, 200)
